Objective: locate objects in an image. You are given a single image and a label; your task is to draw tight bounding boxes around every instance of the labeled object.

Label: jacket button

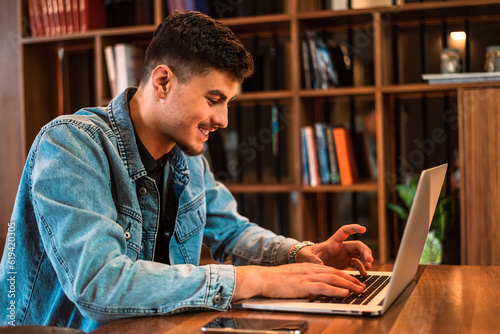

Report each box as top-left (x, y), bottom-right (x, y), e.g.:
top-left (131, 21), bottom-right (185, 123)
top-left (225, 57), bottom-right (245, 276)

top-left (139, 187), bottom-right (147, 195)
top-left (213, 294), bottom-right (222, 305)
top-left (124, 231), bottom-right (131, 240)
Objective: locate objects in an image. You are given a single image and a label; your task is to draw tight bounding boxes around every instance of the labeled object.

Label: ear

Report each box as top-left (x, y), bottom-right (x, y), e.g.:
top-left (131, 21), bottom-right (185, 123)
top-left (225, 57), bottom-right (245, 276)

top-left (151, 65), bottom-right (174, 99)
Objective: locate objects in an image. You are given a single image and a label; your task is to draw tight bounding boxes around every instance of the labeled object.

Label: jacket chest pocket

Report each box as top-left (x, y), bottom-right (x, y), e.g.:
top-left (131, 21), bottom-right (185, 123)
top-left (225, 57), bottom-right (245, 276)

top-left (116, 209), bottom-right (142, 261)
top-left (171, 193), bottom-right (206, 265)
top-left (174, 192), bottom-right (206, 243)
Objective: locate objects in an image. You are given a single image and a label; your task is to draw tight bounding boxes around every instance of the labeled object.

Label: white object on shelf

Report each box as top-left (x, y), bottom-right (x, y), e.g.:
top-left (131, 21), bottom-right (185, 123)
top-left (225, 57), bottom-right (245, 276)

top-left (422, 72), bottom-right (500, 84)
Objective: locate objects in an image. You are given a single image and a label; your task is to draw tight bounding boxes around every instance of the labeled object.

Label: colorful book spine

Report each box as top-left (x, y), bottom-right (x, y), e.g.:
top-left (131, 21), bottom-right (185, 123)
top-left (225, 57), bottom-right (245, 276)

top-left (326, 125), bottom-right (341, 184)
top-left (304, 126), bottom-right (320, 186)
top-left (301, 127), bottom-right (310, 186)
top-left (333, 127), bottom-right (359, 185)
top-left (314, 123), bottom-right (331, 184)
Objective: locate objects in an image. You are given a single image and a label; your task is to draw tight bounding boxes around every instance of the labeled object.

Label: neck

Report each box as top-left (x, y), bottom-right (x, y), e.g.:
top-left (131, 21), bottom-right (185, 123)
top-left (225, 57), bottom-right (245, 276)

top-left (129, 87), bottom-right (175, 160)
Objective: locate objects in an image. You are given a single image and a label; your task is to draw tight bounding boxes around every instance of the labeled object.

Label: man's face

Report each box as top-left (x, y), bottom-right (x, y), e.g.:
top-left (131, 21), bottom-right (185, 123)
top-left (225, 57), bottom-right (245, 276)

top-left (159, 68), bottom-right (237, 156)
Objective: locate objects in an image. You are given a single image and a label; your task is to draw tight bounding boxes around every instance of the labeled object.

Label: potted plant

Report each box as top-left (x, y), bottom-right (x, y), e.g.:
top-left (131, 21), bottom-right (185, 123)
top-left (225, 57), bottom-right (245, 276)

top-left (386, 179), bottom-right (459, 264)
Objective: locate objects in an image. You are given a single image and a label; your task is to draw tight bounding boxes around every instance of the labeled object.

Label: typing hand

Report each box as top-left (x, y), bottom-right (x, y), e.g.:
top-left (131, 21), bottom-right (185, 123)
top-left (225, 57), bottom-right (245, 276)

top-left (295, 224), bottom-right (374, 276)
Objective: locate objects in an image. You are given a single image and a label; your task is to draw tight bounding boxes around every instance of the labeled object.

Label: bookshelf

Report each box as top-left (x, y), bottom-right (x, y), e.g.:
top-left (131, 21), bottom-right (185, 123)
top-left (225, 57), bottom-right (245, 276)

top-left (4, 0), bottom-right (500, 263)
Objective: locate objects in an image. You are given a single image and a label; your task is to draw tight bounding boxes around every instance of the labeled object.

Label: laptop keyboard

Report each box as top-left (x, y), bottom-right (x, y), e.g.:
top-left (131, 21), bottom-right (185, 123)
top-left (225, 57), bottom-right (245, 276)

top-left (309, 274), bottom-right (391, 305)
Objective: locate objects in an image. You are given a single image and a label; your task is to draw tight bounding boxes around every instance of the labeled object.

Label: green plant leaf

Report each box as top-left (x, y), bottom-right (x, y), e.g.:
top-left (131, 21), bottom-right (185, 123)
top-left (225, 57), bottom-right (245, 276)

top-left (395, 182), bottom-right (417, 209)
top-left (420, 231), bottom-right (442, 264)
top-left (386, 202), bottom-right (408, 220)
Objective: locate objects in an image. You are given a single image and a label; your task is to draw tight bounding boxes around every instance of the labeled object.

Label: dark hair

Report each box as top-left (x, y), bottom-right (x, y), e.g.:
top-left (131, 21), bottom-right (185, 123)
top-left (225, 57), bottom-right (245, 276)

top-left (141, 11), bottom-right (254, 84)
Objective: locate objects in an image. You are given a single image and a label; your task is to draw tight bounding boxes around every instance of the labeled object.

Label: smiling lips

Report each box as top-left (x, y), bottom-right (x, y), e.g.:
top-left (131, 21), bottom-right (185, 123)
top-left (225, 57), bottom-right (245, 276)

top-left (198, 125), bottom-right (217, 139)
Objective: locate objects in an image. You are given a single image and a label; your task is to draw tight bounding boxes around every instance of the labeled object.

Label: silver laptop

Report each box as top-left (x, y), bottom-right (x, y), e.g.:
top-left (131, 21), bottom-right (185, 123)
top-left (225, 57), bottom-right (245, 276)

top-left (234, 164), bottom-right (447, 316)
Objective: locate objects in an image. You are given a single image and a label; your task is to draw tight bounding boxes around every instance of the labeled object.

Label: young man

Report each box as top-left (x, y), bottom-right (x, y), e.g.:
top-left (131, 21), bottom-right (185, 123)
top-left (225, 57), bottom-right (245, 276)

top-left (0, 11), bottom-right (372, 331)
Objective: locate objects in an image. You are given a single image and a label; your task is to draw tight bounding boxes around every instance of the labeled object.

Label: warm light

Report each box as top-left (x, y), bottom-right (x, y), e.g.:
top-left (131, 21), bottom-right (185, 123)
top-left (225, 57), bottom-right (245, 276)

top-left (450, 31), bottom-right (466, 41)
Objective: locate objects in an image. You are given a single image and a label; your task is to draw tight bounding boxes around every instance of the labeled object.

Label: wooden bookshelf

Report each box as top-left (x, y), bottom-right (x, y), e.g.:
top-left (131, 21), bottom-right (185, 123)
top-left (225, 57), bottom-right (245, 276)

top-left (2, 0), bottom-right (500, 263)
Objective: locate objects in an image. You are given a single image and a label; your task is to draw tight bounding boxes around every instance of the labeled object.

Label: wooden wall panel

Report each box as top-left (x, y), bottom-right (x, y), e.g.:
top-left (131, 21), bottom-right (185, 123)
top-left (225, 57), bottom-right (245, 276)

top-left (459, 86), bottom-right (500, 265)
top-left (0, 0), bottom-right (24, 250)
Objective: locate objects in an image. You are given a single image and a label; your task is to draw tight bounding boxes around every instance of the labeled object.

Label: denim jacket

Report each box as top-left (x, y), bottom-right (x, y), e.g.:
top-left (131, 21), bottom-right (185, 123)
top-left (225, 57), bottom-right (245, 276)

top-left (0, 88), bottom-right (298, 331)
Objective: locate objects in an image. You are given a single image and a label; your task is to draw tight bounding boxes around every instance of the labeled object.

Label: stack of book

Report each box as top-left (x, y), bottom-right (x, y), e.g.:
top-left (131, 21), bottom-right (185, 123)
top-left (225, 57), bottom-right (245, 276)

top-left (301, 123), bottom-right (376, 186)
top-left (300, 30), bottom-right (353, 90)
top-left (27, 0), bottom-right (106, 37)
top-left (104, 43), bottom-right (144, 98)
top-left (166, 0), bottom-right (282, 18)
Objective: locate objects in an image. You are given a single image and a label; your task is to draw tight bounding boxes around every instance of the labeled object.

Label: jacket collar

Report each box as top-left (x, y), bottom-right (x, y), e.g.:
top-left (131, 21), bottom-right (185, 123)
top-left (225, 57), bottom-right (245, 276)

top-left (107, 88), bottom-right (190, 183)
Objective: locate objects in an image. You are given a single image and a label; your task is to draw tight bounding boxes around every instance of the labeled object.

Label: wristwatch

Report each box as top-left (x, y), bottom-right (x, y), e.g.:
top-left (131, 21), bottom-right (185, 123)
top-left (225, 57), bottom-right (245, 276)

top-left (287, 241), bottom-right (315, 264)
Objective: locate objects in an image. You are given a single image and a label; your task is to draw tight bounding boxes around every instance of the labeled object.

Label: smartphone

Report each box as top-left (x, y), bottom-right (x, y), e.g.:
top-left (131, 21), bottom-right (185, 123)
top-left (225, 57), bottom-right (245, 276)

top-left (201, 317), bottom-right (308, 333)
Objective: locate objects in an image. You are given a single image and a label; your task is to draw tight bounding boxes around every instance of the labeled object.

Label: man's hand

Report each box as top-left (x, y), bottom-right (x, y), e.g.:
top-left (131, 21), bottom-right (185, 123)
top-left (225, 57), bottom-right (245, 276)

top-left (295, 224), bottom-right (373, 276)
top-left (232, 263), bottom-right (366, 302)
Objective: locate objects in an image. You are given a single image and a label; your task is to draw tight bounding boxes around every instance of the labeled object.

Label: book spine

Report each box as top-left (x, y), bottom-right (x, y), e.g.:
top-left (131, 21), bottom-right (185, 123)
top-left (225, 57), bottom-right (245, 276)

top-left (326, 125), bottom-right (341, 184)
top-left (300, 32), bottom-right (312, 90)
top-left (49, 0), bottom-right (61, 35)
top-left (42, 0), bottom-right (55, 36)
top-left (79, 0), bottom-right (106, 31)
top-left (57, 0), bottom-right (67, 34)
top-left (314, 123), bottom-right (331, 184)
top-left (71, 0), bottom-right (80, 32)
top-left (28, 0), bottom-right (41, 37)
top-left (39, 0), bottom-right (51, 36)
top-left (194, 0), bottom-right (211, 15)
top-left (304, 126), bottom-right (319, 187)
top-left (185, 0), bottom-right (196, 11)
top-left (301, 127), bottom-right (310, 186)
top-left (64, 0), bottom-right (73, 33)
top-left (305, 30), bottom-right (321, 90)
top-left (333, 127), bottom-right (358, 185)
top-left (114, 43), bottom-right (128, 94)
top-left (104, 45), bottom-right (118, 98)
top-left (78, 0), bottom-right (86, 31)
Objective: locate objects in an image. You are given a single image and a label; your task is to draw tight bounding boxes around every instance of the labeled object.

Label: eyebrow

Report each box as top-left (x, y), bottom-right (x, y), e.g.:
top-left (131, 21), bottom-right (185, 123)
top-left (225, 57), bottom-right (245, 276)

top-left (207, 89), bottom-right (235, 102)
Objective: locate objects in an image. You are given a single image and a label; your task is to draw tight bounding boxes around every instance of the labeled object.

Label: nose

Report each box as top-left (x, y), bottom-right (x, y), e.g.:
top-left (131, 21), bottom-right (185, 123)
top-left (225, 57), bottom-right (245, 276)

top-left (212, 105), bottom-right (228, 129)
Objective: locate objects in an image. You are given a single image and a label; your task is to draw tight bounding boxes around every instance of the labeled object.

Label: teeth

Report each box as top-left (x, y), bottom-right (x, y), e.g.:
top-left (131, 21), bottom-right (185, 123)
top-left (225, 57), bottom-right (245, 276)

top-left (199, 127), bottom-right (209, 135)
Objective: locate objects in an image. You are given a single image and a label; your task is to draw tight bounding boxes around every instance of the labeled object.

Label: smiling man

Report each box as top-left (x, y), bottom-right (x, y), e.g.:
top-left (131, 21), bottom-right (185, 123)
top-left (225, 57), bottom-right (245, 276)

top-left (0, 11), bottom-right (372, 331)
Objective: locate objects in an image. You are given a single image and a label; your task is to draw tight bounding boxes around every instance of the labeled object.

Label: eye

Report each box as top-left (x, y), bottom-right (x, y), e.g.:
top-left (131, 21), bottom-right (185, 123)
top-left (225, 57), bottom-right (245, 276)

top-left (207, 98), bottom-right (219, 105)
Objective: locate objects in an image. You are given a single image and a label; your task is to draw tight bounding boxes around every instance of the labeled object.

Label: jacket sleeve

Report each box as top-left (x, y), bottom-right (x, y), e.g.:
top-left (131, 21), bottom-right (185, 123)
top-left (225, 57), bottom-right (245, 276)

top-left (198, 156), bottom-right (299, 266)
top-left (30, 121), bottom-right (235, 324)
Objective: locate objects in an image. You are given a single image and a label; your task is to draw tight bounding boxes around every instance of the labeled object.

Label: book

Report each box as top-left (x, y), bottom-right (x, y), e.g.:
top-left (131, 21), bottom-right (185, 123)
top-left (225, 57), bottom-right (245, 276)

top-left (135, 0), bottom-right (154, 25)
top-left (305, 30), bottom-right (321, 90)
top-left (166, 0), bottom-right (186, 12)
top-left (29, 0), bottom-right (107, 35)
top-left (331, 0), bottom-right (348, 10)
top-left (55, 0), bottom-right (67, 35)
top-left (333, 127), bottom-right (358, 185)
top-left (422, 72), bottom-right (500, 84)
top-left (314, 123), bottom-right (332, 184)
top-left (64, 0), bottom-right (74, 33)
top-left (301, 127), bottom-right (310, 186)
top-left (351, 0), bottom-right (393, 9)
top-left (325, 125), bottom-right (341, 184)
top-left (113, 43), bottom-right (144, 95)
top-left (303, 126), bottom-right (320, 186)
top-left (51, 0), bottom-right (62, 35)
top-left (71, 0), bottom-right (80, 32)
top-left (315, 36), bottom-right (338, 89)
top-left (27, 0), bottom-right (44, 37)
top-left (79, 0), bottom-right (106, 31)
top-left (104, 45), bottom-right (118, 98)
top-left (194, 0), bottom-right (211, 15)
top-left (185, 0), bottom-right (196, 11)
top-left (41, 0), bottom-right (55, 36)
top-left (300, 32), bottom-right (312, 89)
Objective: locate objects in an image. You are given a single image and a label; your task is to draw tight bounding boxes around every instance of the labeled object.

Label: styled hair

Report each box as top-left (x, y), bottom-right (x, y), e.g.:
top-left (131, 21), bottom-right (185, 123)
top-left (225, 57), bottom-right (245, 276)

top-left (141, 11), bottom-right (254, 84)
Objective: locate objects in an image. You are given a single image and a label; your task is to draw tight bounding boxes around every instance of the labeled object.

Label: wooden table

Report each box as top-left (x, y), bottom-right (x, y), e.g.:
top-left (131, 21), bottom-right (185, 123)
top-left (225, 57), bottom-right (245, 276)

top-left (91, 265), bottom-right (500, 334)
